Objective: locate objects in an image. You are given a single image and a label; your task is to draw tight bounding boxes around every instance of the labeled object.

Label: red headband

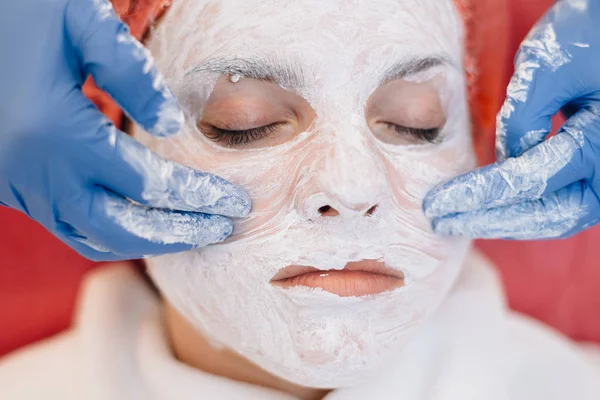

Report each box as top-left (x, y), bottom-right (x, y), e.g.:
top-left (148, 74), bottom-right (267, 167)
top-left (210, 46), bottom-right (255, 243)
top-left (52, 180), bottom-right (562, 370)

top-left (84, 0), bottom-right (509, 164)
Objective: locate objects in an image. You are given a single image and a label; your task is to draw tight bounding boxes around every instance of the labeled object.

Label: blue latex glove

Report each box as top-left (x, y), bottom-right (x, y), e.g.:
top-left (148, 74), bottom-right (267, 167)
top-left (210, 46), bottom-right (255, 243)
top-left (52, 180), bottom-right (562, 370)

top-left (0, 0), bottom-right (250, 260)
top-left (423, 0), bottom-right (600, 240)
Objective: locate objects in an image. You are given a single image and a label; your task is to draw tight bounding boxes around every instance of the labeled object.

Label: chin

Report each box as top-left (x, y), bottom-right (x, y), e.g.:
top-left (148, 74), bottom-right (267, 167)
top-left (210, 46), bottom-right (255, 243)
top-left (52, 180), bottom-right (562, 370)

top-left (147, 236), bottom-right (471, 389)
top-left (201, 279), bottom-right (454, 389)
top-left (248, 305), bottom-right (427, 389)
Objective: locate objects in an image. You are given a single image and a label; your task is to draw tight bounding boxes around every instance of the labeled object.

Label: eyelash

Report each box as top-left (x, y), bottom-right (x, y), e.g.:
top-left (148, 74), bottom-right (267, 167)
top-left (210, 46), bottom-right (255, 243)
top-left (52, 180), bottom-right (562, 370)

top-left (202, 121), bottom-right (439, 147)
top-left (202, 123), bottom-right (282, 147)
top-left (386, 123), bottom-right (441, 143)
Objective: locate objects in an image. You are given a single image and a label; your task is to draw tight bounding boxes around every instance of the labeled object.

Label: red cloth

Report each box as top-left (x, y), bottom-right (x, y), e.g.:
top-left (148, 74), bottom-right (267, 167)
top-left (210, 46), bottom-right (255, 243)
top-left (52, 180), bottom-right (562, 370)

top-left (477, 0), bottom-right (600, 343)
top-left (2, 0), bottom-right (600, 358)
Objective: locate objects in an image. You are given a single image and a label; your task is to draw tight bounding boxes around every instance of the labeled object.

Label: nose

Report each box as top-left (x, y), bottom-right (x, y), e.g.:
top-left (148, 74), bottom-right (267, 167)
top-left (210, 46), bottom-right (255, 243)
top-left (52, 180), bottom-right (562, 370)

top-left (302, 191), bottom-right (381, 219)
top-left (300, 133), bottom-right (389, 220)
top-left (317, 204), bottom-right (378, 217)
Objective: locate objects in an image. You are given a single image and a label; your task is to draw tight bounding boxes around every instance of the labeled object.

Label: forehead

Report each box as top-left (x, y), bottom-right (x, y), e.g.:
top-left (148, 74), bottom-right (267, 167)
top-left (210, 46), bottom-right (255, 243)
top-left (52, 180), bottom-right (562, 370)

top-left (154, 0), bottom-right (463, 73)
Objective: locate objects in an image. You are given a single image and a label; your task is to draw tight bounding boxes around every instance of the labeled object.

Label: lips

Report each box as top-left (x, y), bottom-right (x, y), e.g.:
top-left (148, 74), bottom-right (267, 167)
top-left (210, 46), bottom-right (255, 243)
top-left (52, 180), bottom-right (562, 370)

top-left (270, 259), bottom-right (404, 297)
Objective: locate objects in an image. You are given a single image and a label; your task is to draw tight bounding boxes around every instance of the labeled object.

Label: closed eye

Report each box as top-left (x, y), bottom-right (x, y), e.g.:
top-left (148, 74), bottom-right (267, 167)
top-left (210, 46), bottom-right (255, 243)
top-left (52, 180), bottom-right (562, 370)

top-left (386, 123), bottom-right (441, 144)
top-left (201, 122), bottom-right (283, 147)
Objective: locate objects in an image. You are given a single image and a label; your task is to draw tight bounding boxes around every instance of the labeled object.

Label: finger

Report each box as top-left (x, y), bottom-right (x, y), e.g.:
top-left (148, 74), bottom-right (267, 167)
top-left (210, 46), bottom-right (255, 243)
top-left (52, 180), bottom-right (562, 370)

top-left (101, 127), bottom-right (251, 217)
top-left (69, 96), bottom-right (251, 217)
top-left (542, 106), bottom-right (600, 192)
top-left (55, 223), bottom-right (123, 262)
top-left (65, 0), bottom-right (183, 137)
top-left (495, 21), bottom-right (578, 161)
top-left (55, 220), bottom-right (131, 262)
top-left (60, 186), bottom-right (235, 260)
top-left (424, 128), bottom-right (585, 218)
top-left (107, 132), bottom-right (251, 217)
top-left (65, 243), bottom-right (126, 262)
top-left (432, 181), bottom-right (600, 240)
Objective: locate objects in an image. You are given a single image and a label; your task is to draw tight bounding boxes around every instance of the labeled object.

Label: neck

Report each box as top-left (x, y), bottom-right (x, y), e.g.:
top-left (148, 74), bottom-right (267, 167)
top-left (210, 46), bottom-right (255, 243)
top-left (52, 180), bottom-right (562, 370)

top-left (164, 303), bottom-right (329, 400)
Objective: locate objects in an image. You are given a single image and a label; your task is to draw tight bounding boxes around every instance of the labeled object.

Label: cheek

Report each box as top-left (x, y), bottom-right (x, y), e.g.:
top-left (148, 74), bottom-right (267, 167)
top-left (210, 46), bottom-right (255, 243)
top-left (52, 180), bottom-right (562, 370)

top-left (382, 136), bottom-right (475, 209)
top-left (376, 133), bottom-right (476, 269)
top-left (137, 125), bottom-right (319, 237)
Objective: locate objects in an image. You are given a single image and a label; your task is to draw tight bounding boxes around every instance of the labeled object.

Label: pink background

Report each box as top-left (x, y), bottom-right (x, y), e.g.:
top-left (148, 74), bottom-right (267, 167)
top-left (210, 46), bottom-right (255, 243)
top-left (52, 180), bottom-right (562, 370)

top-left (2, 0), bottom-right (599, 358)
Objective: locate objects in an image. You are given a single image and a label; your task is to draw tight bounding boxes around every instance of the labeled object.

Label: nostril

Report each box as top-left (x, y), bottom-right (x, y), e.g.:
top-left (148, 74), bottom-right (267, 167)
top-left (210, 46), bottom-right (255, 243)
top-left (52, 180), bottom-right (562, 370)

top-left (318, 205), bottom-right (340, 217)
top-left (365, 205), bottom-right (378, 216)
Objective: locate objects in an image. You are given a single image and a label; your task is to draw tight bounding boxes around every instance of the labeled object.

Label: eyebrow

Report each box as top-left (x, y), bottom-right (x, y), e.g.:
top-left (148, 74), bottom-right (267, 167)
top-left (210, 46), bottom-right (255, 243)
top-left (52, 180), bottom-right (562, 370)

top-left (185, 54), bottom-right (454, 90)
top-left (185, 57), bottom-right (305, 89)
top-left (380, 55), bottom-right (454, 85)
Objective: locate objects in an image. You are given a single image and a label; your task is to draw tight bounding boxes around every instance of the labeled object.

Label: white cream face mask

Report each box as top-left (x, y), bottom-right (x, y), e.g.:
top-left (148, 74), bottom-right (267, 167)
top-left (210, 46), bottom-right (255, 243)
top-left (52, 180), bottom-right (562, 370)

top-left (131, 0), bottom-right (476, 389)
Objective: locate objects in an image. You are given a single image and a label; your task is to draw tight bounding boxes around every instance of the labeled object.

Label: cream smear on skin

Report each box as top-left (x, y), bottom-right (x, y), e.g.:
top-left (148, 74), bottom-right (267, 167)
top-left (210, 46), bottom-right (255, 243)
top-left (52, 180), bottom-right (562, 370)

top-left (132, 0), bottom-right (475, 389)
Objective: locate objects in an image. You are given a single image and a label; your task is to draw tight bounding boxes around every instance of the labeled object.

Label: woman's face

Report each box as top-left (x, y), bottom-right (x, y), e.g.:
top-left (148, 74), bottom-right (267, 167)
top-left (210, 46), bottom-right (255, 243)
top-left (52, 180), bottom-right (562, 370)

top-left (133, 0), bottom-right (475, 388)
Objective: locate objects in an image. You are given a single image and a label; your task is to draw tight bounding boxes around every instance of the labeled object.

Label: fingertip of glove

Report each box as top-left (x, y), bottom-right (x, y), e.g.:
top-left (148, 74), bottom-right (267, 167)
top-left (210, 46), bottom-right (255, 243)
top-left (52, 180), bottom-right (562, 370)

top-left (194, 214), bottom-right (234, 247)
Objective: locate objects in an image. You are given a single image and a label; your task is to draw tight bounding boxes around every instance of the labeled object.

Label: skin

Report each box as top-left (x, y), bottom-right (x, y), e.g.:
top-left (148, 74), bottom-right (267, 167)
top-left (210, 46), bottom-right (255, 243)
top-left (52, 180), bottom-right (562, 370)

top-left (165, 305), bottom-right (329, 400)
top-left (131, 0), bottom-right (476, 393)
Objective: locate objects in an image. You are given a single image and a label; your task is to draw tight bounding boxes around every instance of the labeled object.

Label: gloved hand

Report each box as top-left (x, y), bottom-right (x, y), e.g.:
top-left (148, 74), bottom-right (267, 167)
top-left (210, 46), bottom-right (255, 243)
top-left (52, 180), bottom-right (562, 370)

top-left (423, 0), bottom-right (600, 239)
top-left (0, 0), bottom-right (250, 260)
